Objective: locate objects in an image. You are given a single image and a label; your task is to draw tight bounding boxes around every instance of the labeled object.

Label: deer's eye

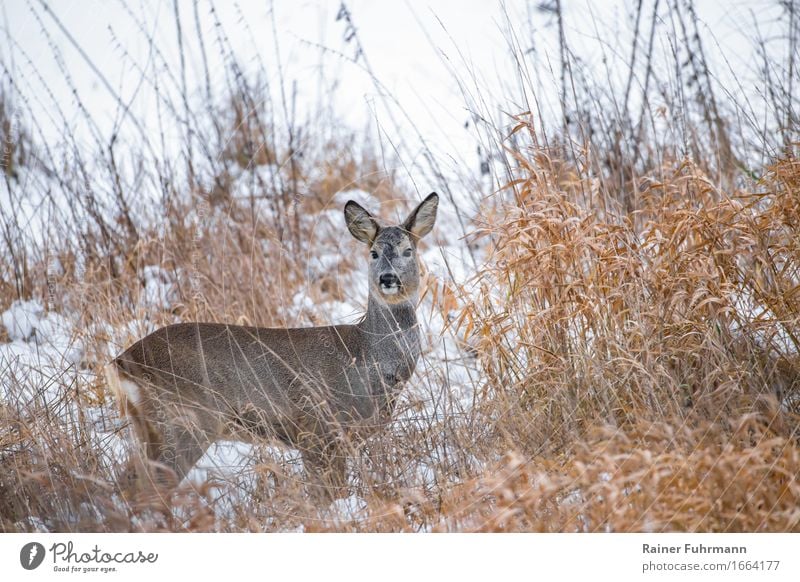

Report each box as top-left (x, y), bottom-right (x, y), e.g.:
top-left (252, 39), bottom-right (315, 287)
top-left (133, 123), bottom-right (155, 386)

top-left (370, 250), bottom-right (379, 259)
top-left (403, 249), bottom-right (413, 258)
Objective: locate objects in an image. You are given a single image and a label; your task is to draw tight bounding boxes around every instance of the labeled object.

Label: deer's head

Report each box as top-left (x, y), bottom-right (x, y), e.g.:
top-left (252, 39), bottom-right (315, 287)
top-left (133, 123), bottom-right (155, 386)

top-left (345, 193), bottom-right (438, 305)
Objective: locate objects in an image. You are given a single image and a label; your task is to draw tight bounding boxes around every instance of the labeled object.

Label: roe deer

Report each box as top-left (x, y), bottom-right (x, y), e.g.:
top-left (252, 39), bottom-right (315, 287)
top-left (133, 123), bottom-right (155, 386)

top-left (105, 193), bottom-right (438, 498)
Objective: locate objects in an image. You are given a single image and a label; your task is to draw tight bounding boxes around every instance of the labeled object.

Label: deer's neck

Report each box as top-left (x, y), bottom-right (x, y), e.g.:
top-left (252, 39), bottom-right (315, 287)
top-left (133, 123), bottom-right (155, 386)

top-left (359, 294), bottom-right (418, 339)
top-left (358, 294), bottom-right (421, 404)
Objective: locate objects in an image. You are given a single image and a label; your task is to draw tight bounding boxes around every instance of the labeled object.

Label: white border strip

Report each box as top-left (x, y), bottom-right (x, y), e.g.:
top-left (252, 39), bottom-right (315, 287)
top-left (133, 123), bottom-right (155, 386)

top-left (1, 533), bottom-right (797, 581)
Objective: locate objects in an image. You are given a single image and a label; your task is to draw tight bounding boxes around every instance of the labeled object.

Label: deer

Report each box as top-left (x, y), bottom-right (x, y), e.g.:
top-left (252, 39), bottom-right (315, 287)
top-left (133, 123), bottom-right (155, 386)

top-left (105, 193), bottom-right (438, 499)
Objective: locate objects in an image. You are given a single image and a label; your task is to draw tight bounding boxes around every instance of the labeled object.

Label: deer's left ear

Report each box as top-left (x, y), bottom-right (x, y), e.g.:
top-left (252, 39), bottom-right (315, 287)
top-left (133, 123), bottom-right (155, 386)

top-left (403, 192), bottom-right (438, 239)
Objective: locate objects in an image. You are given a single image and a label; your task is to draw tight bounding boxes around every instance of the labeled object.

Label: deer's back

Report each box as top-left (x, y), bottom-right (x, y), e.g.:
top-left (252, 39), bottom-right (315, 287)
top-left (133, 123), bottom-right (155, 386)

top-left (113, 322), bottom-right (371, 439)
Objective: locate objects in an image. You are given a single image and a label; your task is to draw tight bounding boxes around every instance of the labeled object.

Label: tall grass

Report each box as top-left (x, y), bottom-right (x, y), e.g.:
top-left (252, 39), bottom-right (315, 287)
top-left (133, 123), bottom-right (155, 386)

top-left (444, 143), bottom-right (800, 531)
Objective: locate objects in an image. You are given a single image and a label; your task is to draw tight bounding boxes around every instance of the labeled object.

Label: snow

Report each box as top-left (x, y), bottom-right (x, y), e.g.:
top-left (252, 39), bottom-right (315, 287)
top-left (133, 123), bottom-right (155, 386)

top-left (140, 266), bottom-right (177, 311)
top-left (2, 299), bottom-right (44, 342)
top-left (0, 300), bottom-right (129, 513)
top-left (327, 494), bottom-right (368, 522)
top-left (0, 301), bottom-right (84, 403)
top-left (333, 189), bottom-right (376, 209)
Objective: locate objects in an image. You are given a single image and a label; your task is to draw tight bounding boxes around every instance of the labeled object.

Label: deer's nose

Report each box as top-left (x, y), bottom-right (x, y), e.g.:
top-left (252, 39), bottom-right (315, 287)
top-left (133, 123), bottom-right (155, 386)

top-left (379, 273), bottom-right (400, 287)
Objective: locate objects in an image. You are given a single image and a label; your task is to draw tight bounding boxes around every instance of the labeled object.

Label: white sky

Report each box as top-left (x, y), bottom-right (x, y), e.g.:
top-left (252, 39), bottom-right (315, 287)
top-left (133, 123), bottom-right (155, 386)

top-left (1, 1), bottom-right (790, 182)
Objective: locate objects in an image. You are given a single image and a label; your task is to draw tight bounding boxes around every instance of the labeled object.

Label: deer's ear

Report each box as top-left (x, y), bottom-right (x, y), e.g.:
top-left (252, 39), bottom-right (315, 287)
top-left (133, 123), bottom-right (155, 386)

top-left (403, 192), bottom-right (438, 239)
top-left (345, 201), bottom-right (379, 244)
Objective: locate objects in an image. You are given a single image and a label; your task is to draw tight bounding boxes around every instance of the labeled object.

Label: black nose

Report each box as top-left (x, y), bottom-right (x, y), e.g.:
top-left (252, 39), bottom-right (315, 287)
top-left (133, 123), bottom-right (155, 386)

top-left (379, 273), bottom-right (400, 287)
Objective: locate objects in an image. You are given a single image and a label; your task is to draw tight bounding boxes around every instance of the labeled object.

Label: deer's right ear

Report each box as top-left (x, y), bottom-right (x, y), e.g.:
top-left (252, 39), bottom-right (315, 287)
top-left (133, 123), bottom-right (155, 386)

top-left (344, 201), bottom-right (379, 244)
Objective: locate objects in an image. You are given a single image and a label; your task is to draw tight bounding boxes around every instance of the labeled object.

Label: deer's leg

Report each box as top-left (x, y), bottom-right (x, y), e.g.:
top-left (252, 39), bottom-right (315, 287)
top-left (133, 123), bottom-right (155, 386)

top-left (155, 423), bottom-right (209, 483)
top-left (300, 432), bottom-right (348, 501)
top-left (131, 400), bottom-right (214, 489)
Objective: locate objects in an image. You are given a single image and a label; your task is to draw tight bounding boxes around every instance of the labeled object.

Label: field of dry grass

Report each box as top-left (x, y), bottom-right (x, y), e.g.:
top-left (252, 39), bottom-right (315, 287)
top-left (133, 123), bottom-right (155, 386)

top-left (0, 1), bottom-right (798, 532)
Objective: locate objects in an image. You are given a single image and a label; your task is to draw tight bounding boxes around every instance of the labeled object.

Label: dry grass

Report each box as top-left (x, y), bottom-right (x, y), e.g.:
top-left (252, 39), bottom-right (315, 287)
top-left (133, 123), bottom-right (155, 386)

top-left (448, 414), bottom-right (800, 532)
top-left (440, 135), bottom-right (800, 531)
top-left (6, 143), bottom-right (797, 533)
